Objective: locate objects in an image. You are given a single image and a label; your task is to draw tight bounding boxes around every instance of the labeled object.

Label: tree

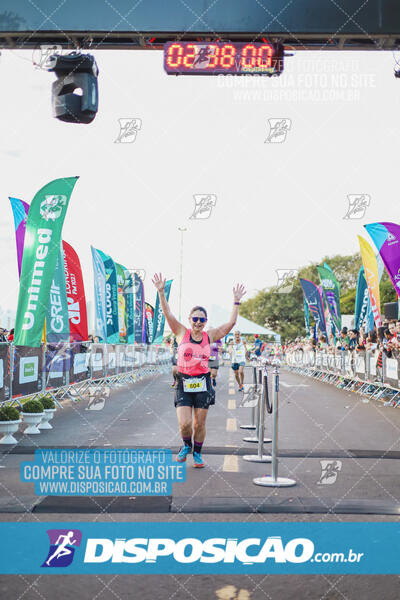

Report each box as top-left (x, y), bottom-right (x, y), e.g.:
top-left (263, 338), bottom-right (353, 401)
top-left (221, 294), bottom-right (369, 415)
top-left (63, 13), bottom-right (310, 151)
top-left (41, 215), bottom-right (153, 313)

top-left (240, 252), bottom-right (397, 340)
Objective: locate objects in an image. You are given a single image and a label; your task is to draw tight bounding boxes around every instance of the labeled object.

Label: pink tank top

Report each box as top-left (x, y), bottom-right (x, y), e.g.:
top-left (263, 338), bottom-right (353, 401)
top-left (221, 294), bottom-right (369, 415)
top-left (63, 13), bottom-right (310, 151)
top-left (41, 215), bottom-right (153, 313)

top-left (177, 329), bottom-right (210, 375)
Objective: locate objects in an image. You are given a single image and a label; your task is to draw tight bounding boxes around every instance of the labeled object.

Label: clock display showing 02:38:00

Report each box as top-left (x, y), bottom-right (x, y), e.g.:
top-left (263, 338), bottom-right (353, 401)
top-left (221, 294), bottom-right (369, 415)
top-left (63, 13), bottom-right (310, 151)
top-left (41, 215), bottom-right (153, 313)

top-left (164, 42), bottom-right (284, 76)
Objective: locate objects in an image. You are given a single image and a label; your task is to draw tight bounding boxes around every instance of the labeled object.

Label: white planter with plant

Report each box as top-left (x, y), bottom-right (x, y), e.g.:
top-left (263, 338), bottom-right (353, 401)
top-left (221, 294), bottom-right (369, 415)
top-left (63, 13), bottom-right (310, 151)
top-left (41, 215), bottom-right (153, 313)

top-left (22, 399), bottom-right (44, 435)
top-left (0, 405), bottom-right (21, 444)
top-left (38, 395), bottom-right (57, 430)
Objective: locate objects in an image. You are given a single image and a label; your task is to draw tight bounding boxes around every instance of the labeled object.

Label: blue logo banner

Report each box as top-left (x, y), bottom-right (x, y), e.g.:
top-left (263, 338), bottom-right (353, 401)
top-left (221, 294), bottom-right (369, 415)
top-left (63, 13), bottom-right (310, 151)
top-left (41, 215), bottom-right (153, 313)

top-left (0, 523), bottom-right (399, 574)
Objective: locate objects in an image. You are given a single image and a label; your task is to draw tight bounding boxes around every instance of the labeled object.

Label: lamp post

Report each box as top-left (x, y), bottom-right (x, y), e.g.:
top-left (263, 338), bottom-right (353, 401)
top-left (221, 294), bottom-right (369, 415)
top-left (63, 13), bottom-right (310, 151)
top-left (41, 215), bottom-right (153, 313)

top-left (178, 227), bottom-right (187, 321)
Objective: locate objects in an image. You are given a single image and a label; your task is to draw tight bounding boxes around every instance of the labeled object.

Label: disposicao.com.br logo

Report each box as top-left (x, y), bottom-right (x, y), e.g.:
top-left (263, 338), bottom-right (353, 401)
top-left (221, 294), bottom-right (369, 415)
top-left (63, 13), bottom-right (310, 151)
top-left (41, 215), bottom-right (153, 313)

top-left (82, 536), bottom-right (363, 565)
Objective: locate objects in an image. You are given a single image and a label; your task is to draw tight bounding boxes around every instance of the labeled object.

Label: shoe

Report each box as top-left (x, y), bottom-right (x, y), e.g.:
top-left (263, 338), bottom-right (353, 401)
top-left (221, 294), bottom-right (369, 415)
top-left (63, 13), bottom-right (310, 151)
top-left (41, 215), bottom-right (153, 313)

top-left (193, 451), bottom-right (205, 468)
top-left (176, 445), bottom-right (191, 462)
top-left (238, 386), bottom-right (244, 392)
top-left (212, 378), bottom-right (216, 387)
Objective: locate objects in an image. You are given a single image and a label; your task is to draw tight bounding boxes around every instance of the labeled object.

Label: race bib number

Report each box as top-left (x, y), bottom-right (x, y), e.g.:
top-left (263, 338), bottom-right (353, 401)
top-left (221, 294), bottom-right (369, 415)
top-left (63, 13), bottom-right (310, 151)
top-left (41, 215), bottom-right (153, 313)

top-left (183, 377), bottom-right (207, 392)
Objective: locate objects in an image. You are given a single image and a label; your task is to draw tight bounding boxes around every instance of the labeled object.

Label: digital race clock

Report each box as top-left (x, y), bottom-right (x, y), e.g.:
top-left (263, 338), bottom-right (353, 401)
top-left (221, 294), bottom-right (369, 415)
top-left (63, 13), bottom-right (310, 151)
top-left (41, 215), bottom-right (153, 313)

top-left (164, 41), bottom-right (284, 76)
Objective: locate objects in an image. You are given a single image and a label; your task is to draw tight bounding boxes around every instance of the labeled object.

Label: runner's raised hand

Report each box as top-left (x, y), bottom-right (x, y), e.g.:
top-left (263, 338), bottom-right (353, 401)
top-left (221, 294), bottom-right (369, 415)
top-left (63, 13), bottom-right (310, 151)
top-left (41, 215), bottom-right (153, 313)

top-left (152, 273), bottom-right (166, 292)
top-left (233, 283), bottom-right (246, 303)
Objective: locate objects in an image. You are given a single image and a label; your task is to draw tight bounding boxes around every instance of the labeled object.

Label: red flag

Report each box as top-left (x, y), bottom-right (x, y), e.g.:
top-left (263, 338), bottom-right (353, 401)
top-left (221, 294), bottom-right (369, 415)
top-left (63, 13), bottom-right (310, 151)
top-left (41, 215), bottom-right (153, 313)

top-left (63, 241), bottom-right (88, 341)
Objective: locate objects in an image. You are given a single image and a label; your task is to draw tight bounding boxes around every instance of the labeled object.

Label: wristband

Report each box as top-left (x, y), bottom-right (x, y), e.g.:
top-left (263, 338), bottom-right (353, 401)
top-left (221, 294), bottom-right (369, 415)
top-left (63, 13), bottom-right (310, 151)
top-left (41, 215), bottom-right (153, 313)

top-left (234, 302), bottom-right (240, 305)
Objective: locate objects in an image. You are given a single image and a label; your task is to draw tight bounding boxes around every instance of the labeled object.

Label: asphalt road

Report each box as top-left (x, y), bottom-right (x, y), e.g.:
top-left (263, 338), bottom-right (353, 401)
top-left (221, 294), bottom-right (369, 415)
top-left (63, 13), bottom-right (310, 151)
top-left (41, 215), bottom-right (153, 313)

top-left (0, 364), bottom-right (399, 598)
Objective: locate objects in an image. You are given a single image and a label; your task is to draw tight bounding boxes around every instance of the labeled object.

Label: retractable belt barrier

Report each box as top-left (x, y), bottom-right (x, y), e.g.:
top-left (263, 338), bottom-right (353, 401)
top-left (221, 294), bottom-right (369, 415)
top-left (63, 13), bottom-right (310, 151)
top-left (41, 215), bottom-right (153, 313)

top-left (0, 342), bottom-right (171, 408)
top-left (243, 359), bottom-right (272, 463)
top-left (253, 365), bottom-right (296, 488)
top-left (285, 348), bottom-right (400, 407)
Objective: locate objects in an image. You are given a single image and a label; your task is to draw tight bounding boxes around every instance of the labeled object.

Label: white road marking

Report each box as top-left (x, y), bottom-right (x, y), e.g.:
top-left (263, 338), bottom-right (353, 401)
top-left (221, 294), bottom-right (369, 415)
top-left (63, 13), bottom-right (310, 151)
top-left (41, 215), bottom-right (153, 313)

top-left (228, 398), bottom-right (236, 410)
top-left (226, 418), bottom-right (237, 432)
top-left (223, 455), bottom-right (239, 472)
top-left (228, 389), bottom-right (236, 395)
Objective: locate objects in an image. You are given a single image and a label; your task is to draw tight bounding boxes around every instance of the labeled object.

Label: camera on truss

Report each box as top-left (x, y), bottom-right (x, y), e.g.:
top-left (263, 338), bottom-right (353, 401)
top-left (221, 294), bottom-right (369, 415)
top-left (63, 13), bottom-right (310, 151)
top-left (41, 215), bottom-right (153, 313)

top-left (47, 52), bottom-right (99, 124)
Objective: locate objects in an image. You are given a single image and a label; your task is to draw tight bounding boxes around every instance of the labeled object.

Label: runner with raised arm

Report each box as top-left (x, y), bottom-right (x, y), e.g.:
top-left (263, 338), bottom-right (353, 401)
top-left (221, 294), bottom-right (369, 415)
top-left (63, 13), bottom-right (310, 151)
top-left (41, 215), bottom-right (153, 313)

top-left (152, 273), bottom-right (246, 468)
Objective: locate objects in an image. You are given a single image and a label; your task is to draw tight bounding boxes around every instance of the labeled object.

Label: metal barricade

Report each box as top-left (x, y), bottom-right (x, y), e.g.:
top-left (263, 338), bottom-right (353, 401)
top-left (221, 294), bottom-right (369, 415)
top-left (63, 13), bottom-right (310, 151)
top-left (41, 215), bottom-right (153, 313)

top-left (0, 342), bottom-right (170, 408)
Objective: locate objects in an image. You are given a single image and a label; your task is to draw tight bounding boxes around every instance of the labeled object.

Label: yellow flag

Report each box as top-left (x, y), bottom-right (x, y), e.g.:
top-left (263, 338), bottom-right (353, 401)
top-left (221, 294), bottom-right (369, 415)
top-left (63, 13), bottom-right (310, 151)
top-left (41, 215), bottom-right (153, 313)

top-left (358, 236), bottom-right (382, 327)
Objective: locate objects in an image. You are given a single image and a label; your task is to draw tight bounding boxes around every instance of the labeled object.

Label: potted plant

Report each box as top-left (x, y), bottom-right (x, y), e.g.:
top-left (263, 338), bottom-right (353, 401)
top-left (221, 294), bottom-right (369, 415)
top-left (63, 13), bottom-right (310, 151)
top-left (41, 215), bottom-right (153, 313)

top-left (22, 399), bottom-right (44, 434)
top-left (38, 395), bottom-right (57, 430)
top-left (0, 405), bottom-right (21, 445)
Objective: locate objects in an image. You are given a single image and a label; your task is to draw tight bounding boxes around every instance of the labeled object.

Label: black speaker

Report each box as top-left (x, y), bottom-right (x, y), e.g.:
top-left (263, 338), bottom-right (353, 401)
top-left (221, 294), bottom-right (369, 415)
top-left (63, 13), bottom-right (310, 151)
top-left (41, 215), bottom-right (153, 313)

top-left (47, 53), bottom-right (99, 124)
top-left (384, 302), bottom-right (398, 320)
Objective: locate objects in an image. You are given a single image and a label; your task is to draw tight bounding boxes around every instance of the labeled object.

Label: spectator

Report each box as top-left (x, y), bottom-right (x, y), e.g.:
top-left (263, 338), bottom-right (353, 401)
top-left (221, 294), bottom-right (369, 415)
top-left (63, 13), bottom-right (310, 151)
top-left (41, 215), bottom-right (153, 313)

top-left (318, 334), bottom-right (328, 349)
top-left (339, 327), bottom-right (350, 350)
top-left (0, 328), bottom-right (8, 343)
top-left (365, 331), bottom-right (378, 351)
top-left (348, 329), bottom-right (358, 350)
top-left (252, 334), bottom-right (263, 357)
top-left (382, 328), bottom-right (395, 358)
top-left (7, 328), bottom-right (14, 342)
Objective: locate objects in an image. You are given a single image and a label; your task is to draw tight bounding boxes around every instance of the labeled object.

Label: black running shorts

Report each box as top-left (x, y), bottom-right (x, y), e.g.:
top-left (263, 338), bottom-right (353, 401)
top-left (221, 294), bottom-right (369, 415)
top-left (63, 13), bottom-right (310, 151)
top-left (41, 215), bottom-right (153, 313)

top-left (174, 373), bottom-right (215, 409)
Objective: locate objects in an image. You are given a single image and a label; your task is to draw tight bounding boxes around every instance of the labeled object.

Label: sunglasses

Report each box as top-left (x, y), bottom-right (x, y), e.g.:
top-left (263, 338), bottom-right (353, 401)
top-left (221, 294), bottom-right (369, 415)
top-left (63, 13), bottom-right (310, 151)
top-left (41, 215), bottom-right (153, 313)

top-left (192, 317), bottom-right (207, 323)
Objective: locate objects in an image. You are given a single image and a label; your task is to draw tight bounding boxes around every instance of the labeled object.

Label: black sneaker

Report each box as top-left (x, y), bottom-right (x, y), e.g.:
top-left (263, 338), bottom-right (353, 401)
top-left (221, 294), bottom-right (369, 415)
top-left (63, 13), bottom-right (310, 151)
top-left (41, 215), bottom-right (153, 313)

top-left (212, 378), bottom-right (216, 387)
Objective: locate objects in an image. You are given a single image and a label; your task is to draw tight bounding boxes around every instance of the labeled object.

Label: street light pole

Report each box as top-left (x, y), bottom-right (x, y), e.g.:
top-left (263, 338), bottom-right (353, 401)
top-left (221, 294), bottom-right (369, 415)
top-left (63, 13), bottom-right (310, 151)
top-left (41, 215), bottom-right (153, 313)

top-left (178, 227), bottom-right (187, 321)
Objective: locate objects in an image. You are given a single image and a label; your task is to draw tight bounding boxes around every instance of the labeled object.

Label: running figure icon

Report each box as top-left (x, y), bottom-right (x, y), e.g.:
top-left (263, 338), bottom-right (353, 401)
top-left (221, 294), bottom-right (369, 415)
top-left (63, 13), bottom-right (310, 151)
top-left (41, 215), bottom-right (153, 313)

top-left (45, 531), bottom-right (77, 566)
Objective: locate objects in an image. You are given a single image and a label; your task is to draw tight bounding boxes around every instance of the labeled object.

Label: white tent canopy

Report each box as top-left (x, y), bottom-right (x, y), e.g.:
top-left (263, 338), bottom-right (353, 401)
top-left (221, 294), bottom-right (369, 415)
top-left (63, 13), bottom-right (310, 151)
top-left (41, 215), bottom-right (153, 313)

top-left (208, 305), bottom-right (280, 341)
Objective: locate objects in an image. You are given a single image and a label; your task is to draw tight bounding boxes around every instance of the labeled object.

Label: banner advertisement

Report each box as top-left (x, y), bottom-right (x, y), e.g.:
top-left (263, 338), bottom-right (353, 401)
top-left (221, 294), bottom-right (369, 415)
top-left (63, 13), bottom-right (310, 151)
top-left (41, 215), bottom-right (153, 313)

top-left (358, 236), bottom-right (382, 327)
top-left (354, 266), bottom-right (370, 331)
top-left (123, 269), bottom-right (135, 344)
top-left (365, 221), bottom-right (400, 297)
top-left (116, 263), bottom-right (127, 343)
top-left (134, 273), bottom-right (145, 344)
top-left (145, 302), bottom-right (154, 344)
top-left (317, 264), bottom-right (341, 333)
top-left (152, 279), bottom-right (172, 345)
top-left (45, 343), bottom-right (69, 389)
top-left (12, 346), bottom-right (43, 398)
top-left (46, 244), bottom-right (70, 344)
top-left (98, 251), bottom-right (119, 344)
top-left (299, 278), bottom-right (327, 339)
top-left (0, 522), bottom-right (399, 574)
top-left (63, 241), bottom-right (88, 342)
top-left (0, 343), bottom-right (11, 403)
top-left (90, 343), bottom-right (105, 379)
top-left (69, 342), bottom-right (90, 384)
top-left (9, 197), bottom-right (29, 277)
top-left (91, 246), bottom-right (107, 342)
top-left (14, 177), bottom-right (78, 347)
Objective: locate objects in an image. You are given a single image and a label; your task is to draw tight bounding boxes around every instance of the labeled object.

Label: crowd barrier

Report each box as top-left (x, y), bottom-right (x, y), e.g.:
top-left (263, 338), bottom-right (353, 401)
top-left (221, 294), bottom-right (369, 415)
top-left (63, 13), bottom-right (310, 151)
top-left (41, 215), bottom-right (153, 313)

top-left (0, 342), bottom-right (170, 407)
top-left (285, 348), bottom-right (400, 406)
